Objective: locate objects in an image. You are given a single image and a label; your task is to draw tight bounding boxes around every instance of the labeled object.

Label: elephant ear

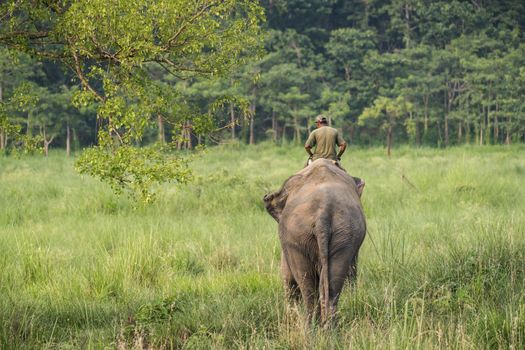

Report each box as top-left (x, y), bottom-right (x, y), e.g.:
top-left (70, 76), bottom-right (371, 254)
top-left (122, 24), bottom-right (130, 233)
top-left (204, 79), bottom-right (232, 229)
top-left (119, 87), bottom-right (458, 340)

top-left (263, 189), bottom-right (288, 222)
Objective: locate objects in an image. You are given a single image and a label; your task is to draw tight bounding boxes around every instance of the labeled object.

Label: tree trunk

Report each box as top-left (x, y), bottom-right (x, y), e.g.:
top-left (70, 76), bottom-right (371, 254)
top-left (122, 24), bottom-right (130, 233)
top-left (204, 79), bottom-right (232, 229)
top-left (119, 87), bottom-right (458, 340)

top-left (474, 122), bottom-right (479, 145)
top-left (465, 95), bottom-right (470, 144)
top-left (465, 120), bottom-right (471, 144)
top-left (0, 82), bottom-right (4, 150)
top-left (457, 120), bottom-right (462, 144)
top-left (177, 122), bottom-right (184, 150)
top-left (423, 94), bottom-right (429, 135)
top-left (444, 90), bottom-right (450, 147)
top-left (44, 140), bottom-right (52, 156)
top-left (494, 102), bottom-right (499, 144)
top-left (240, 112), bottom-right (247, 144)
top-left (344, 65), bottom-right (351, 81)
top-left (386, 121), bottom-right (393, 158)
top-left (43, 125), bottom-right (47, 156)
top-left (486, 88), bottom-right (492, 144)
top-left (415, 113), bottom-right (421, 146)
top-left (157, 114), bottom-right (165, 144)
top-left (480, 106), bottom-right (484, 146)
top-left (290, 41), bottom-right (302, 67)
top-left (230, 103), bottom-right (236, 140)
top-left (249, 101), bottom-right (255, 145)
top-left (66, 121), bottom-right (71, 157)
top-left (42, 125), bottom-right (54, 157)
top-left (505, 114), bottom-right (511, 145)
top-left (444, 115), bottom-right (449, 146)
top-left (271, 111), bottom-right (277, 142)
top-left (176, 129), bottom-right (181, 149)
top-left (185, 121), bottom-right (192, 149)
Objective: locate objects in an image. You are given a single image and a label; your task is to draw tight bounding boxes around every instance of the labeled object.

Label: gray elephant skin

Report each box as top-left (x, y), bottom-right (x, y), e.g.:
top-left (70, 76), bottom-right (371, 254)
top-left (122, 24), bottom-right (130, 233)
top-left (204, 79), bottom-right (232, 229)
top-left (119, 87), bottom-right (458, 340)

top-left (263, 158), bottom-right (366, 324)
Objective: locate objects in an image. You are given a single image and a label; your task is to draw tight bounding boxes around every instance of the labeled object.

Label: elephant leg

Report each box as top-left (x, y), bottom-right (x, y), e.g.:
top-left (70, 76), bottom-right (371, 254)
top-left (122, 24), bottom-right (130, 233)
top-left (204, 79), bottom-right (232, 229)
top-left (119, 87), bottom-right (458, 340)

top-left (299, 273), bottom-right (319, 325)
top-left (348, 252), bottom-right (359, 288)
top-left (283, 247), bottom-right (319, 323)
top-left (321, 250), bottom-right (355, 326)
top-left (281, 254), bottom-right (300, 302)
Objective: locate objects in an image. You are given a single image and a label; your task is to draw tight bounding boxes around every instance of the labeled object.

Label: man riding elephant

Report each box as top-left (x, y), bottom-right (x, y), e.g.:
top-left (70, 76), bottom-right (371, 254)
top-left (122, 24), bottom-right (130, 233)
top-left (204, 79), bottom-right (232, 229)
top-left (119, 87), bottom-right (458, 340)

top-left (304, 115), bottom-right (365, 197)
top-left (263, 159), bottom-right (366, 326)
top-left (304, 115), bottom-right (346, 163)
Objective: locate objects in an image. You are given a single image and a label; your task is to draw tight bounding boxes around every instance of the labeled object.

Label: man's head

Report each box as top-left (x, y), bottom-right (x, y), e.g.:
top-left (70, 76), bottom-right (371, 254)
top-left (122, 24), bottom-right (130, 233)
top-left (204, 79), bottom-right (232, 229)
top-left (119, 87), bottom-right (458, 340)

top-left (315, 115), bottom-right (328, 128)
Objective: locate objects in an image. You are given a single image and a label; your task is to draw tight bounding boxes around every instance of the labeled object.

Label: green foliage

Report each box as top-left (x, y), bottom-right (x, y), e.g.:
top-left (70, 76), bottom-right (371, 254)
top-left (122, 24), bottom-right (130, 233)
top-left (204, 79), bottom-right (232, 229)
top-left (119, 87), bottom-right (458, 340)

top-left (359, 96), bottom-right (413, 128)
top-left (320, 87), bottom-right (350, 124)
top-left (0, 81), bottom-right (44, 155)
top-left (1, 0), bottom-right (264, 202)
top-left (76, 144), bottom-right (192, 203)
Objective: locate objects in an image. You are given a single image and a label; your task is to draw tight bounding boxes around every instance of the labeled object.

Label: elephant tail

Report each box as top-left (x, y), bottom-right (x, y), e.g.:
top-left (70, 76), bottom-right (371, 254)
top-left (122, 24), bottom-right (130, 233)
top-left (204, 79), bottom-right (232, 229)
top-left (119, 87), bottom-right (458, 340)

top-left (316, 221), bottom-right (331, 323)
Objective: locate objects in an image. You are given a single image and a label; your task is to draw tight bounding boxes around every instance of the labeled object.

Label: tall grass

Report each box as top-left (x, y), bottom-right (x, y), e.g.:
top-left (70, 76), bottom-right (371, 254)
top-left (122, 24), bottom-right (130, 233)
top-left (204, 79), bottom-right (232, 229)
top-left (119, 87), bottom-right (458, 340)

top-left (1, 144), bottom-right (524, 349)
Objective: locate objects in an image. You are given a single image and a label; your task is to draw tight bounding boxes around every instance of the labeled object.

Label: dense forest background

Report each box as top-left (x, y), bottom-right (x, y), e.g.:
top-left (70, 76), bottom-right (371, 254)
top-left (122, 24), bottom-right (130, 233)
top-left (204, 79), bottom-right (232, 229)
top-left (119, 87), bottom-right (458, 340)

top-left (2, 0), bottom-right (525, 155)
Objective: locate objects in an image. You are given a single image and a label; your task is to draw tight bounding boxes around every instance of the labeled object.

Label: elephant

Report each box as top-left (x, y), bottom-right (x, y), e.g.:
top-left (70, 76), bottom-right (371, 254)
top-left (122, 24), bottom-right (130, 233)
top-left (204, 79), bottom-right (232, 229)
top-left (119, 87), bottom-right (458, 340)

top-left (263, 158), bottom-right (366, 325)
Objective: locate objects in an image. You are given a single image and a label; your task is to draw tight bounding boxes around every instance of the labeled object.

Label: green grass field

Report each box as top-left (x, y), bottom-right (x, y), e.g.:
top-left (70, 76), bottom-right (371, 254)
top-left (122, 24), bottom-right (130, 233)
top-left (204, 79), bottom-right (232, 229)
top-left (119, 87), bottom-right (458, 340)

top-left (1, 144), bottom-right (525, 349)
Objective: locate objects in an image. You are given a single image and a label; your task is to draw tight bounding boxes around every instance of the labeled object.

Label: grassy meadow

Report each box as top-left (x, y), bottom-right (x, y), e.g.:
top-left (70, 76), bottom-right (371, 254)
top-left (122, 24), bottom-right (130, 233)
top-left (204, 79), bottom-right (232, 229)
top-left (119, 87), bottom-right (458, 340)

top-left (1, 143), bottom-right (525, 349)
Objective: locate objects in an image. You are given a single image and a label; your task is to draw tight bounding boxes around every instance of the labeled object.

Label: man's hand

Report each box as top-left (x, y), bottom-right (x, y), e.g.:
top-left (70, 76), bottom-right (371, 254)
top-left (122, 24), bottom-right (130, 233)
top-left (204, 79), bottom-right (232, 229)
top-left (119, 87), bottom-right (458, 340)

top-left (305, 145), bottom-right (313, 158)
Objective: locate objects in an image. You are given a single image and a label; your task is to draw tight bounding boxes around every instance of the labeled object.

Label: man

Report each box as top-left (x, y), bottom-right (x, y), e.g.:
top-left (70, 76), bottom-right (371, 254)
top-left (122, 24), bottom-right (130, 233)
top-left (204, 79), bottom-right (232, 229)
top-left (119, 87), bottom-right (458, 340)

top-left (304, 115), bottom-right (365, 196)
top-left (304, 115), bottom-right (346, 163)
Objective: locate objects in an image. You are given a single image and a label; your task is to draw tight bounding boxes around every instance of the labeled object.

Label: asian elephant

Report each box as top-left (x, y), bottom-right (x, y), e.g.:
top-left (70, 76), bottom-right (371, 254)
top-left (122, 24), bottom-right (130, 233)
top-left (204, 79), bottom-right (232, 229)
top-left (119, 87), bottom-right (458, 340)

top-left (263, 159), bottom-right (366, 325)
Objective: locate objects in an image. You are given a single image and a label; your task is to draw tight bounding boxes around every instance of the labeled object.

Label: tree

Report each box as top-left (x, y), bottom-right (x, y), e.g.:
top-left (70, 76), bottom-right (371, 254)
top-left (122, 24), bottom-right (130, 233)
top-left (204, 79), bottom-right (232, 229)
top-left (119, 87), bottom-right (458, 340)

top-left (1, 0), bottom-right (264, 202)
top-left (319, 87), bottom-right (350, 127)
top-left (395, 45), bottom-right (442, 145)
top-left (358, 96), bottom-right (413, 156)
top-left (0, 48), bottom-right (43, 152)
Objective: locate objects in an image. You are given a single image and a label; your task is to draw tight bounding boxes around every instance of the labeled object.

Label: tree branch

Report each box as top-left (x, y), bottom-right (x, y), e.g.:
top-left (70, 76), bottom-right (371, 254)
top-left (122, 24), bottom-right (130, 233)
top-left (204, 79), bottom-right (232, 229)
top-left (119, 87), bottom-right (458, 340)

top-left (71, 49), bottom-right (105, 102)
top-left (151, 56), bottom-right (213, 74)
top-left (153, 62), bottom-right (188, 80)
top-left (0, 30), bottom-right (50, 42)
top-left (165, 1), bottom-right (217, 48)
top-left (89, 34), bottom-right (122, 61)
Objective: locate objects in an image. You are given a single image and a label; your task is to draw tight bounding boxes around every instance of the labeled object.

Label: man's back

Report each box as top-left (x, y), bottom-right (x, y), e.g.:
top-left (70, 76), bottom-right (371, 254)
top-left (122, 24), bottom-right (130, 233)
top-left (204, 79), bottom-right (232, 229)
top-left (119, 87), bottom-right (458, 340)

top-left (305, 126), bottom-right (344, 161)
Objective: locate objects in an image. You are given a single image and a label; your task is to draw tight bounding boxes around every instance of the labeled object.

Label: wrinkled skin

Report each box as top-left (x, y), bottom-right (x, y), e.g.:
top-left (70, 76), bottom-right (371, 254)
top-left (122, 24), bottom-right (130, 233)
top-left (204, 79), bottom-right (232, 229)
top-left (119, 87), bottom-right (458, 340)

top-left (263, 159), bottom-right (366, 325)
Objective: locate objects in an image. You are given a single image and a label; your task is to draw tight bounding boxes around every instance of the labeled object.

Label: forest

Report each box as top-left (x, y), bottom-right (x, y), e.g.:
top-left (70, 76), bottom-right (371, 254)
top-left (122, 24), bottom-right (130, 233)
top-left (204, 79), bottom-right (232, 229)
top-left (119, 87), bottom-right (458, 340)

top-left (2, 0), bottom-right (524, 155)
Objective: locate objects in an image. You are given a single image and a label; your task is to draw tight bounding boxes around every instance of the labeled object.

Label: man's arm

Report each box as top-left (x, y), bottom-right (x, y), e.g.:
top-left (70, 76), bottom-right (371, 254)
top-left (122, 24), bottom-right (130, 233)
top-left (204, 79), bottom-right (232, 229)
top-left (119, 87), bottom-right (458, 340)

top-left (305, 145), bottom-right (314, 157)
top-left (336, 131), bottom-right (346, 160)
top-left (337, 142), bottom-right (346, 160)
top-left (305, 132), bottom-right (315, 158)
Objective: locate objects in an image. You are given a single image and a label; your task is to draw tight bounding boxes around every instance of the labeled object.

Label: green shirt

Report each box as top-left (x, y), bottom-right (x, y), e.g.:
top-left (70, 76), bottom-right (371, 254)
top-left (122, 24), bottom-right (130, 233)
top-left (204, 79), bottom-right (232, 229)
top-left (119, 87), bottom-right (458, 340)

top-left (304, 126), bottom-right (345, 160)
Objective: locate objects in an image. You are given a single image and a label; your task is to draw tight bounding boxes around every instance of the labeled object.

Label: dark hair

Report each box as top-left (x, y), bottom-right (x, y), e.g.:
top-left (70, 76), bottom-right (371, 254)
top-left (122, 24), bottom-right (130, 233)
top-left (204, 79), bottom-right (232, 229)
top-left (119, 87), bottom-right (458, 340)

top-left (316, 115), bottom-right (328, 124)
